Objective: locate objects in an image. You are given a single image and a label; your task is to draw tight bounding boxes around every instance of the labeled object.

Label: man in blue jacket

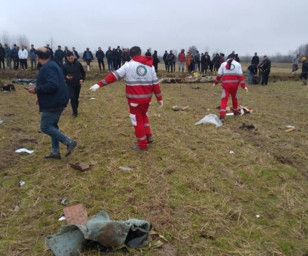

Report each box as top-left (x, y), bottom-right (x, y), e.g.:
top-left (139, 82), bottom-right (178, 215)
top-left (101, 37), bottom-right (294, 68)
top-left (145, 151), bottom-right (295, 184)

top-left (28, 47), bottom-right (77, 159)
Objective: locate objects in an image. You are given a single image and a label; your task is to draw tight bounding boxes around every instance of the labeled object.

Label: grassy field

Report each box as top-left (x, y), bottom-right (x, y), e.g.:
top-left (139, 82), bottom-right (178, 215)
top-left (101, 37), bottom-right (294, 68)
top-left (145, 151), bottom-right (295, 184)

top-left (0, 62), bottom-right (307, 256)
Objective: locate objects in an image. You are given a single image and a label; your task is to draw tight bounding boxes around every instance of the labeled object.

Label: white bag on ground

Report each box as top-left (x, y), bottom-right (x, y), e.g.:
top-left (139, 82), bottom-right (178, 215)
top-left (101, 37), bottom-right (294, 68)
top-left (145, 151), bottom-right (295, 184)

top-left (195, 114), bottom-right (222, 127)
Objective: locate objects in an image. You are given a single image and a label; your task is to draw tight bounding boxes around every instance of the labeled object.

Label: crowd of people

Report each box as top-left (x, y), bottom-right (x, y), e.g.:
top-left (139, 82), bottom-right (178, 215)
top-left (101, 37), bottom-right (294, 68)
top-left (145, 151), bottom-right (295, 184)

top-left (1, 43), bottom-right (307, 86)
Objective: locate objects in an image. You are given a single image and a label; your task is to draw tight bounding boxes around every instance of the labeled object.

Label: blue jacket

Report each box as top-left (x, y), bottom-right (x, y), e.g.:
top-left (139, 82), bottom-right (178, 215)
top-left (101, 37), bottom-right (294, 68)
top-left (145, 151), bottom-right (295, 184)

top-left (55, 49), bottom-right (64, 60)
top-left (35, 60), bottom-right (69, 112)
top-left (11, 48), bottom-right (19, 60)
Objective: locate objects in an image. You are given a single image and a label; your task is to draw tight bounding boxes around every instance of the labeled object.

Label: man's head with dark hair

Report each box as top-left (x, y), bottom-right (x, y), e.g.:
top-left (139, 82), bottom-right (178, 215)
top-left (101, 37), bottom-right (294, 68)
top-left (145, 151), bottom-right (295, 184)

top-left (66, 51), bottom-right (74, 57)
top-left (228, 53), bottom-right (236, 59)
top-left (130, 46), bottom-right (141, 57)
top-left (35, 47), bottom-right (51, 60)
top-left (66, 51), bottom-right (74, 63)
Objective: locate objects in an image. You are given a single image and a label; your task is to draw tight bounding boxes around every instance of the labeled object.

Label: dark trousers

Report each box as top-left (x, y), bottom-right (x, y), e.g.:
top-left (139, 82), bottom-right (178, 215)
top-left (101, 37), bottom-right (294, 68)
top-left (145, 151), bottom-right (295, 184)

top-left (0, 58), bottom-right (5, 69)
top-left (31, 58), bottom-right (37, 71)
top-left (20, 59), bottom-right (27, 69)
top-left (167, 62), bottom-right (174, 72)
top-left (13, 59), bottom-right (19, 69)
top-left (115, 59), bottom-right (121, 69)
top-left (261, 70), bottom-right (270, 85)
top-left (98, 59), bottom-right (105, 70)
top-left (68, 84), bottom-right (81, 115)
top-left (153, 63), bottom-right (158, 72)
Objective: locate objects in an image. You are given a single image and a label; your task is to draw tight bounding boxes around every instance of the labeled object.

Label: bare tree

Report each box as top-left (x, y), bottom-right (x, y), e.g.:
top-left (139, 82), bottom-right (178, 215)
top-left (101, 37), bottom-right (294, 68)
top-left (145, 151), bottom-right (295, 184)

top-left (188, 46), bottom-right (198, 56)
top-left (1, 31), bottom-right (11, 45)
top-left (46, 37), bottom-right (55, 50)
top-left (295, 43), bottom-right (308, 57)
top-left (17, 34), bottom-right (29, 48)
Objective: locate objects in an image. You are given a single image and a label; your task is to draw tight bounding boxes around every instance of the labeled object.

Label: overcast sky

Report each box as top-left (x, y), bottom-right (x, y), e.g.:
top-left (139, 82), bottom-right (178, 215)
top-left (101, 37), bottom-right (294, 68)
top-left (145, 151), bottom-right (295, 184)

top-left (1, 0), bottom-right (307, 56)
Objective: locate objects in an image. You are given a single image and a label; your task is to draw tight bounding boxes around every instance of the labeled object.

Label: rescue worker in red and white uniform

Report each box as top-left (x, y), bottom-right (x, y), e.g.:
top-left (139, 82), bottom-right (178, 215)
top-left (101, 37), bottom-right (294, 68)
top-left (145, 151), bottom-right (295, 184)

top-left (90, 46), bottom-right (163, 150)
top-left (213, 53), bottom-right (248, 123)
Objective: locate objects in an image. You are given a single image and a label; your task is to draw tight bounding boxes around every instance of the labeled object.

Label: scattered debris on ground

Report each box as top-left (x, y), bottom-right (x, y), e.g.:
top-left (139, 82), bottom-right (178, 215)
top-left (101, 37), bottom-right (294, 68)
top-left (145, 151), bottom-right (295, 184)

top-left (172, 106), bottom-right (189, 111)
top-left (285, 125), bottom-right (295, 133)
top-left (0, 80), bottom-right (16, 92)
top-left (15, 148), bottom-right (35, 154)
top-left (239, 123), bottom-right (256, 131)
top-left (46, 206), bottom-right (154, 255)
top-left (12, 78), bottom-right (36, 85)
top-left (119, 166), bottom-right (134, 171)
top-left (159, 75), bottom-right (216, 84)
top-left (195, 114), bottom-right (222, 127)
top-left (70, 162), bottom-right (93, 172)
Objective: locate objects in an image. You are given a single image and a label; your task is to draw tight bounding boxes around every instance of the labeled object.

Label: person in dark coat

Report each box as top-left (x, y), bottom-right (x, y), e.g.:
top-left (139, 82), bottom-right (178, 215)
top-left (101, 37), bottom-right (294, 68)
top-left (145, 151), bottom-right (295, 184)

top-left (96, 47), bottom-right (105, 71)
top-left (106, 46), bottom-right (114, 71)
top-left (83, 48), bottom-right (94, 71)
top-left (247, 63), bottom-right (258, 84)
top-left (212, 53), bottom-right (220, 72)
top-left (251, 52), bottom-right (259, 65)
top-left (63, 52), bottom-right (86, 117)
top-left (114, 46), bottom-right (122, 69)
top-left (167, 50), bottom-right (175, 72)
top-left (163, 51), bottom-right (168, 71)
top-left (28, 47), bottom-right (77, 159)
top-left (259, 55), bottom-right (271, 85)
top-left (54, 45), bottom-right (64, 67)
top-left (72, 47), bottom-right (79, 60)
top-left (152, 50), bottom-right (160, 72)
top-left (0, 43), bottom-right (5, 69)
top-left (121, 48), bottom-right (131, 65)
top-left (145, 49), bottom-right (151, 56)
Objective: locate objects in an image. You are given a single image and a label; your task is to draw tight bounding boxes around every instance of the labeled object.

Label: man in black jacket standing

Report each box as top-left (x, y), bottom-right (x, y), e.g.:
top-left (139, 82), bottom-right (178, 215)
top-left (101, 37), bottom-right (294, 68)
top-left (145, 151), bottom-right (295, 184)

top-left (259, 55), bottom-right (271, 85)
top-left (63, 52), bottom-right (86, 117)
top-left (251, 52), bottom-right (259, 65)
top-left (96, 47), bottom-right (105, 71)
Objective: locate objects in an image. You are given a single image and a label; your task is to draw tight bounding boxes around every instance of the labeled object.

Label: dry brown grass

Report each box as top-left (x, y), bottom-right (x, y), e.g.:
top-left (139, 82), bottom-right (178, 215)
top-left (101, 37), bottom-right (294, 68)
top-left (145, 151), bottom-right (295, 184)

top-left (0, 61), bottom-right (307, 256)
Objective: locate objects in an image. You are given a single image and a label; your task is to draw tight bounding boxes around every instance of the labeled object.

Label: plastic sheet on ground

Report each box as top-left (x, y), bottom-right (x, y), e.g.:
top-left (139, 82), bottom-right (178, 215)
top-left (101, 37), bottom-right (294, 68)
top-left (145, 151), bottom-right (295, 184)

top-left (15, 148), bottom-right (35, 154)
top-left (195, 114), bottom-right (223, 127)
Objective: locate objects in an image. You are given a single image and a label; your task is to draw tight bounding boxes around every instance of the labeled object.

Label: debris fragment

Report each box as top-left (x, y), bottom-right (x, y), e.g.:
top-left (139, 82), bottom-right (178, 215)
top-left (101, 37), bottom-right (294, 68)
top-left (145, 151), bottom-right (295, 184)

top-left (90, 98), bottom-right (95, 100)
top-left (195, 114), bottom-right (223, 127)
top-left (256, 214), bottom-right (260, 218)
top-left (58, 216), bottom-right (66, 221)
top-left (285, 125), bottom-right (295, 132)
top-left (191, 86), bottom-right (200, 89)
top-left (119, 166), bottom-right (134, 171)
top-left (172, 105), bottom-right (189, 111)
top-left (239, 123), bottom-right (256, 131)
top-left (229, 151), bottom-right (234, 154)
top-left (0, 119), bottom-right (3, 124)
top-left (15, 148), bottom-right (35, 154)
top-left (19, 180), bottom-right (26, 187)
top-left (70, 162), bottom-right (92, 172)
top-left (61, 199), bottom-right (68, 206)
top-left (46, 210), bottom-right (152, 256)
top-left (63, 204), bottom-right (88, 225)
top-left (285, 127), bottom-right (295, 133)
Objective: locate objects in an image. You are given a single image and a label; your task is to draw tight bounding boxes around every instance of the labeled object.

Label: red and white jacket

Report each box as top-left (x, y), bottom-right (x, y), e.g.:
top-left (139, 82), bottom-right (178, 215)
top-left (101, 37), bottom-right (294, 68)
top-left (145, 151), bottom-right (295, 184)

top-left (97, 56), bottom-right (162, 104)
top-left (214, 59), bottom-right (246, 89)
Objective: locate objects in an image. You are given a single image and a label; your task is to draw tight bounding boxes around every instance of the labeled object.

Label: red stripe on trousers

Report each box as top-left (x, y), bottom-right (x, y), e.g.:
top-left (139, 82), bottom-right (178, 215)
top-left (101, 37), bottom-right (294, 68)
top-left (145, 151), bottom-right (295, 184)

top-left (129, 103), bottom-right (152, 149)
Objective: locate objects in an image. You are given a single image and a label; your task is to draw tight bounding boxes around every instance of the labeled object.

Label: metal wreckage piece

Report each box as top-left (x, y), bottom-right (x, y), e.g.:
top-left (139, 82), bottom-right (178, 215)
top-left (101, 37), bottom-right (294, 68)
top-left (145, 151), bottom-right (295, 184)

top-left (46, 210), bottom-right (152, 256)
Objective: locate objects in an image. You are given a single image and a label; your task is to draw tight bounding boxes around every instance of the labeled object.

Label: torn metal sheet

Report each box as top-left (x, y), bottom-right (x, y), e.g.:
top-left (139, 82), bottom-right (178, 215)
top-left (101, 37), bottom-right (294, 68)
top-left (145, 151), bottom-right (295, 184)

top-left (46, 210), bottom-right (152, 256)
